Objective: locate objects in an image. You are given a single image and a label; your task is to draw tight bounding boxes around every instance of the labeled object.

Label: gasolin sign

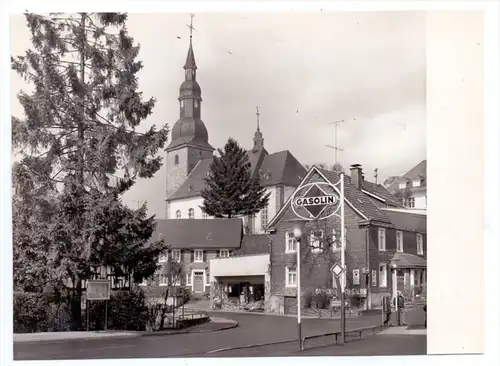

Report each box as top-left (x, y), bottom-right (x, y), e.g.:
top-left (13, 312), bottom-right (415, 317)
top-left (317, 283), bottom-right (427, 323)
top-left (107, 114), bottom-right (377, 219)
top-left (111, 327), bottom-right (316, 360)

top-left (291, 182), bottom-right (341, 220)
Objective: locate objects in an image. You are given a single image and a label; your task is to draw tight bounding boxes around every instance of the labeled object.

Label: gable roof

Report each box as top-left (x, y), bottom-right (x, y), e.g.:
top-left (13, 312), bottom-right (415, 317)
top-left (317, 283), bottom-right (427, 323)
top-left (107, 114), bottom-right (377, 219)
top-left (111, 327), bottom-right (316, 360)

top-left (168, 149), bottom-right (306, 201)
top-left (152, 219), bottom-right (243, 249)
top-left (381, 209), bottom-right (427, 233)
top-left (387, 160), bottom-right (427, 193)
top-left (267, 166), bottom-right (400, 228)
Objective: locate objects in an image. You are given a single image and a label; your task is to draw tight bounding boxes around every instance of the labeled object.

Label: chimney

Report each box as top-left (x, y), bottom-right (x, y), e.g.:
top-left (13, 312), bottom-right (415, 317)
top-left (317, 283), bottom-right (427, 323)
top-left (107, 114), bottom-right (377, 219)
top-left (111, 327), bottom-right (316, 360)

top-left (350, 164), bottom-right (363, 189)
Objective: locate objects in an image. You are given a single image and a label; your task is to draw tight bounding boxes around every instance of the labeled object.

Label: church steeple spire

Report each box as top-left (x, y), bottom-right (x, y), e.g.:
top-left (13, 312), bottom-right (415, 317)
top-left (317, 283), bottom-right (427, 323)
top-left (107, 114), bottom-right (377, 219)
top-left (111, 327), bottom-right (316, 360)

top-left (167, 13), bottom-right (213, 153)
top-left (253, 106), bottom-right (264, 152)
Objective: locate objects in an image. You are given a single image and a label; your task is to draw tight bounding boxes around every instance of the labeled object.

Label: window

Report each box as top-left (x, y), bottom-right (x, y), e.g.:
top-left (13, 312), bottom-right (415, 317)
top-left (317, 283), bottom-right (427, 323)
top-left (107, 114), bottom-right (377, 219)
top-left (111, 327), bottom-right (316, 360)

top-left (412, 179), bottom-right (421, 187)
top-left (174, 155), bottom-right (179, 165)
top-left (172, 249), bottom-right (181, 262)
top-left (379, 263), bottom-right (387, 288)
top-left (331, 228), bottom-right (341, 251)
top-left (310, 230), bottom-right (324, 253)
top-left (202, 211), bottom-right (209, 219)
top-left (188, 208), bottom-right (194, 219)
top-left (206, 270), bottom-right (210, 285)
top-left (399, 183), bottom-right (406, 189)
top-left (159, 274), bottom-right (168, 286)
top-left (408, 197), bottom-right (415, 208)
top-left (194, 99), bottom-right (199, 108)
top-left (180, 100), bottom-right (184, 108)
top-left (285, 232), bottom-right (296, 253)
top-left (416, 233), bottom-right (424, 255)
top-left (194, 249), bottom-right (203, 263)
top-left (176, 210), bottom-right (181, 219)
top-left (378, 228), bottom-right (386, 251)
top-left (219, 249), bottom-right (229, 258)
top-left (159, 251), bottom-right (168, 263)
top-left (396, 231), bottom-right (404, 252)
top-left (260, 206), bottom-right (268, 229)
top-left (285, 266), bottom-right (297, 287)
top-left (186, 273), bottom-right (192, 286)
top-left (371, 269), bottom-right (377, 286)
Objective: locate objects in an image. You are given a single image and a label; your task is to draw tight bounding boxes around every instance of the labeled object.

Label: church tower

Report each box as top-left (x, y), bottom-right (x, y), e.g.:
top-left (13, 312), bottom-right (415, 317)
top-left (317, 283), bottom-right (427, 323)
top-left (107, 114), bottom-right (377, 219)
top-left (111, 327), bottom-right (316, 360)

top-left (165, 22), bottom-right (214, 217)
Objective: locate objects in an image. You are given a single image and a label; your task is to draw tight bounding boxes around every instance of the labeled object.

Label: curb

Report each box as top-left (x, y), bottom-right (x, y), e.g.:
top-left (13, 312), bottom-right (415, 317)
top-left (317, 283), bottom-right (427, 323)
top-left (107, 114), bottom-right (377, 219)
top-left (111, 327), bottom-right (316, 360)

top-left (141, 321), bottom-right (238, 337)
top-left (14, 320), bottom-right (238, 344)
top-left (205, 323), bottom-right (386, 355)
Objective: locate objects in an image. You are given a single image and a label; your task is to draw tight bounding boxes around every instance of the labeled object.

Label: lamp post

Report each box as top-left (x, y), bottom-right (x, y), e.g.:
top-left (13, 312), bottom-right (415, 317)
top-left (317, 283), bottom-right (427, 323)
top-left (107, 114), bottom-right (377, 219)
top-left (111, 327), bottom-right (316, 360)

top-left (339, 172), bottom-right (346, 344)
top-left (391, 261), bottom-right (400, 326)
top-left (292, 224), bottom-right (304, 351)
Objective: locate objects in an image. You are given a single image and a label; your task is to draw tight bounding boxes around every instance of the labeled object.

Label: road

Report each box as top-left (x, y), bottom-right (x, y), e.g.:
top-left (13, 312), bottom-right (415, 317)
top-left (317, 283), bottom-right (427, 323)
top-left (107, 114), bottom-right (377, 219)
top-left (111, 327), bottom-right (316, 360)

top-left (14, 312), bottom-right (401, 360)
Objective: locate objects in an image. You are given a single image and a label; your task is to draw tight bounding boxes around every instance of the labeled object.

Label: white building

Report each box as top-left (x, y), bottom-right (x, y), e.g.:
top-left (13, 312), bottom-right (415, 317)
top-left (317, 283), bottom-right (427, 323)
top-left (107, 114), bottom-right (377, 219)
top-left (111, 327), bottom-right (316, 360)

top-left (387, 160), bottom-right (427, 210)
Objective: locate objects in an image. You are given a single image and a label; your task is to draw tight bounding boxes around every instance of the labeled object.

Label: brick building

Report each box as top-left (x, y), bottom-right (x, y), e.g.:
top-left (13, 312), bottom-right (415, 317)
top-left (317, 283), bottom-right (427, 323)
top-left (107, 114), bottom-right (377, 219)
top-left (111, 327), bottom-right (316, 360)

top-left (265, 165), bottom-right (427, 314)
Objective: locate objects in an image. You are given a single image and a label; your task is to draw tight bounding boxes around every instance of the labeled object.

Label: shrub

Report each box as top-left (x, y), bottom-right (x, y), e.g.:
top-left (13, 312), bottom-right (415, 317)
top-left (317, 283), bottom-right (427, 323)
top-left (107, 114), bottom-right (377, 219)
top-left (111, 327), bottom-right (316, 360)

top-left (85, 288), bottom-right (149, 331)
top-left (314, 291), bottom-right (330, 309)
top-left (348, 294), bottom-right (363, 309)
top-left (13, 292), bottom-right (51, 333)
top-left (303, 290), bottom-right (314, 308)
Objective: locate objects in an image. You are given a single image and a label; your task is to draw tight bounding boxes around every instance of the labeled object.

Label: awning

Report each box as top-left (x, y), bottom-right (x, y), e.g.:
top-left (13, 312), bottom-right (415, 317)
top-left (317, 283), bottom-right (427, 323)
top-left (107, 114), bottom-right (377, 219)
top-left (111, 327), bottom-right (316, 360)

top-left (390, 252), bottom-right (427, 269)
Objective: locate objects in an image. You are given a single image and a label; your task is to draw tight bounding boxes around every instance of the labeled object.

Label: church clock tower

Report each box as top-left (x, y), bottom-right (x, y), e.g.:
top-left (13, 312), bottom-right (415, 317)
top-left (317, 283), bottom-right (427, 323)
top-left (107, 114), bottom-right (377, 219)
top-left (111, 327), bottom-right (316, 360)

top-left (165, 22), bottom-right (214, 217)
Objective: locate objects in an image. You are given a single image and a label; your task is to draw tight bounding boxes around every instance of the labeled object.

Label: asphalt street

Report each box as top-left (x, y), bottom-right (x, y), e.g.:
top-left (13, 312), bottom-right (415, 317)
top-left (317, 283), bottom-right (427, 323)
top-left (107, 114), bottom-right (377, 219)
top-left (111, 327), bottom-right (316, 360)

top-left (14, 312), bottom-right (383, 360)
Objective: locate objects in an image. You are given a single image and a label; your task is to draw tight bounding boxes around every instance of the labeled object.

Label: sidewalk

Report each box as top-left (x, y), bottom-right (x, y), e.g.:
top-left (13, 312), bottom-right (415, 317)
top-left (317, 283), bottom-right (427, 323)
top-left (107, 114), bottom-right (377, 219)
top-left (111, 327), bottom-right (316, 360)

top-left (13, 317), bottom-right (238, 343)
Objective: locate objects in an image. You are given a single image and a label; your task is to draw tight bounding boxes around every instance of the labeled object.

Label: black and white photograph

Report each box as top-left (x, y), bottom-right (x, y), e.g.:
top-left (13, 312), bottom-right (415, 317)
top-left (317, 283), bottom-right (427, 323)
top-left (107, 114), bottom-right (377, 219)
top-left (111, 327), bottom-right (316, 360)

top-left (3, 2), bottom-right (493, 365)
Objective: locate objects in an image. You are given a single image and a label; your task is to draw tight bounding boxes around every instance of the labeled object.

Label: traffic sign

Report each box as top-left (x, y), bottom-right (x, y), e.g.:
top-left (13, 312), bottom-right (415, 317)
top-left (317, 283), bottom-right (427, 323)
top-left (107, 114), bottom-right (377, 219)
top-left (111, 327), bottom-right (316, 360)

top-left (330, 262), bottom-right (344, 278)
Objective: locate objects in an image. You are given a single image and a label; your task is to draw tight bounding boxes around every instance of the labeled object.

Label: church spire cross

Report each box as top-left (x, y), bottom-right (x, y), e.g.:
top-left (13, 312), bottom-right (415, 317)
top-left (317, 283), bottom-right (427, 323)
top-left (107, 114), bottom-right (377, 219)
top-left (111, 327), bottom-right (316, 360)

top-left (187, 13), bottom-right (196, 39)
top-left (256, 106), bottom-right (260, 131)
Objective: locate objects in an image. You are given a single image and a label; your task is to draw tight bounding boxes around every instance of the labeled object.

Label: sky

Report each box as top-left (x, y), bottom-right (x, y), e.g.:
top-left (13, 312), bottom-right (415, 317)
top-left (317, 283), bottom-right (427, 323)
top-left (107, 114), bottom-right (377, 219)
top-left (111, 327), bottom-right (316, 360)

top-left (10, 11), bottom-right (426, 218)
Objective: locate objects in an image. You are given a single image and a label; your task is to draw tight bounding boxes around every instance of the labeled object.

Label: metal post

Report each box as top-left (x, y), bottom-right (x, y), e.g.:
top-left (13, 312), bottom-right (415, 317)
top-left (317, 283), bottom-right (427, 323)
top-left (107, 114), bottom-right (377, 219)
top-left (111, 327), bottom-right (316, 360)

top-left (86, 300), bottom-right (89, 331)
top-left (104, 300), bottom-right (108, 331)
top-left (297, 236), bottom-right (303, 351)
top-left (340, 173), bottom-right (346, 344)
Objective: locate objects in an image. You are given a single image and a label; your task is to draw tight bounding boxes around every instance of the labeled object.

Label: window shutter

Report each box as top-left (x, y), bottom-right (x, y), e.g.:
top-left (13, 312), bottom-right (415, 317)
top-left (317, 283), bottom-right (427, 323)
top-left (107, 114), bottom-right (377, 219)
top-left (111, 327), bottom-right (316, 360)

top-left (203, 250), bottom-right (207, 263)
top-left (191, 250), bottom-right (194, 262)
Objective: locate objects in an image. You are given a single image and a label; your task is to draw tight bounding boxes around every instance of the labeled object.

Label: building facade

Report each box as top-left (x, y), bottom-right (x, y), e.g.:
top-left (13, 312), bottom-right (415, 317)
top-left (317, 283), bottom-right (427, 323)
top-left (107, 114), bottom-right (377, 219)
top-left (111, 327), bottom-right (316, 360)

top-left (387, 160), bottom-right (427, 210)
top-left (139, 219), bottom-right (243, 297)
top-left (265, 165), bottom-right (427, 314)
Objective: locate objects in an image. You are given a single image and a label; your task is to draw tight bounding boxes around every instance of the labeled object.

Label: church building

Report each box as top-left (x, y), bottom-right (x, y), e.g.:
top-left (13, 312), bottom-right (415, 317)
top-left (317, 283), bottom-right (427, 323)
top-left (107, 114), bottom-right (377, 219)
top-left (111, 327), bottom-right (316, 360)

top-left (164, 33), bottom-right (306, 234)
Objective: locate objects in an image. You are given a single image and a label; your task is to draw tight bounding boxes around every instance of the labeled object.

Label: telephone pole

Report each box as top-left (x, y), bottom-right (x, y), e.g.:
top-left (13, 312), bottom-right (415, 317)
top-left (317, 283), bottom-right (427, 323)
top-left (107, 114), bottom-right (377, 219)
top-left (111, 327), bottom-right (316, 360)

top-left (325, 120), bottom-right (345, 165)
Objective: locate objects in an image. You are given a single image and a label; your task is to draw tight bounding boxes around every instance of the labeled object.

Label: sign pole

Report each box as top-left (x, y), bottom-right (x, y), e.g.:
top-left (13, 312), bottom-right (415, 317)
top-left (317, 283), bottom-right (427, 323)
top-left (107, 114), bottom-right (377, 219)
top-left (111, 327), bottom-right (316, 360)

top-left (340, 172), bottom-right (346, 344)
top-left (86, 299), bottom-right (89, 332)
top-left (104, 300), bottom-right (108, 331)
top-left (297, 234), bottom-right (302, 351)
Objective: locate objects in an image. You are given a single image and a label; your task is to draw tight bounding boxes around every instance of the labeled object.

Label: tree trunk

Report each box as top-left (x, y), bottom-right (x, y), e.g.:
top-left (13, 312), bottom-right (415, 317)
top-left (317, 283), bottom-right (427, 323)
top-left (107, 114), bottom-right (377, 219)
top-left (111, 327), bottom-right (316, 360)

top-left (70, 281), bottom-right (83, 331)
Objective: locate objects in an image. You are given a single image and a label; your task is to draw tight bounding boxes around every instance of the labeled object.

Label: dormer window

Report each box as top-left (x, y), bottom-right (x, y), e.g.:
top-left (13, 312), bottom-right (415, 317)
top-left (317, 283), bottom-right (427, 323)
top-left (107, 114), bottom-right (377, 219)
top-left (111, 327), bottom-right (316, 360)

top-left (412, 179), bottom-right (421, 187)
top-left (398, 182), bottom-right (406, 189)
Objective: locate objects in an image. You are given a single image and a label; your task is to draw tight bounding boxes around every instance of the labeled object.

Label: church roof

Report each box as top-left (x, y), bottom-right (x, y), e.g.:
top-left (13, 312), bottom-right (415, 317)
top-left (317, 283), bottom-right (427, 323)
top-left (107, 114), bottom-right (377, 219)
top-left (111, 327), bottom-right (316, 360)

top-left (167, 117), bottom-right (214, 152)
top-left (167, 149), bottom-right (307, 201)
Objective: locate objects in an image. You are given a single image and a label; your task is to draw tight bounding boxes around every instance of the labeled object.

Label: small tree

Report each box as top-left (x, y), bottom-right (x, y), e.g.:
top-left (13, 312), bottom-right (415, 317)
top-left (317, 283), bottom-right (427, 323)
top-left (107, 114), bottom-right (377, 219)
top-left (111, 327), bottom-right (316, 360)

top-left (157, 257), bottom-right (183, 329)
top-left (200, 138), bottom-right (270, 218)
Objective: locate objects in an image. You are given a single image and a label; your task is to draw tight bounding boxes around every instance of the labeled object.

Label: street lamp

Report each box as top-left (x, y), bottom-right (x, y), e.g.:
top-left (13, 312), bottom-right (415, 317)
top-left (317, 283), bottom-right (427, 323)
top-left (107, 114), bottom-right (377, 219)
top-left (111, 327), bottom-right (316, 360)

top-left (290, 220), bottom-right (307, 352)
top-left (391, 261), bottom-right (400, 326)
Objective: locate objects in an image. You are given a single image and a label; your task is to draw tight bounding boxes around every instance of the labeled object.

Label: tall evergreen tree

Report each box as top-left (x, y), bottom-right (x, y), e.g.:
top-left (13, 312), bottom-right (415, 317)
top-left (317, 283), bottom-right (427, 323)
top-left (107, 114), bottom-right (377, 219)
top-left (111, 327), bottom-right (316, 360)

top-left (200, 138), bottom-right (270, 219)
top-left (12, 12), bottom-right (168, 329)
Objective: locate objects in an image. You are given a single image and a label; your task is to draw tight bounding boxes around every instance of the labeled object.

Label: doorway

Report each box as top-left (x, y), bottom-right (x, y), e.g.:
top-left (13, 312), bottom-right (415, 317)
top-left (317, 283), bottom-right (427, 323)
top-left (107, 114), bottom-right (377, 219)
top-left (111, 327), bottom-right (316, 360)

top-left (193, 271), bottom-right (204, 293)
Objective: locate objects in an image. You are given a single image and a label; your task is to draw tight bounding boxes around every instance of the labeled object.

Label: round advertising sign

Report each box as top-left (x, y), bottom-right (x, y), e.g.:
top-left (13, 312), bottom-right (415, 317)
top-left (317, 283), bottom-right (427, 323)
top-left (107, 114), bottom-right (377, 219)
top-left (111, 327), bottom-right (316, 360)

top-left (290, 182), bottom-right (342, 221)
